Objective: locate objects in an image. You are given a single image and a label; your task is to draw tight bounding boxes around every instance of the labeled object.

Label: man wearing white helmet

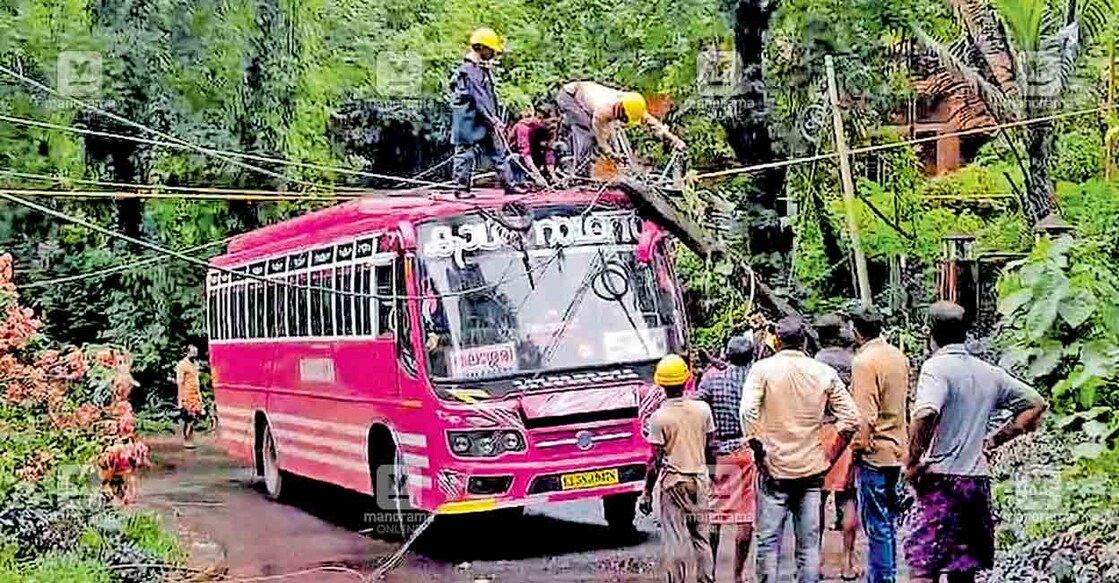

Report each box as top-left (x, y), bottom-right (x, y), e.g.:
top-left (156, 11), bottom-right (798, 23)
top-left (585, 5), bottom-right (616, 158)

top-left (555, 81), bottom-right (687, 173)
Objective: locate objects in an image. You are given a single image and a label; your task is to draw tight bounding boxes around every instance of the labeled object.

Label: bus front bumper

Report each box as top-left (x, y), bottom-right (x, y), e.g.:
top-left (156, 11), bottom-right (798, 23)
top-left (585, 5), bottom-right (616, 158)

top-left (427, 451), bottom-right (649, 514)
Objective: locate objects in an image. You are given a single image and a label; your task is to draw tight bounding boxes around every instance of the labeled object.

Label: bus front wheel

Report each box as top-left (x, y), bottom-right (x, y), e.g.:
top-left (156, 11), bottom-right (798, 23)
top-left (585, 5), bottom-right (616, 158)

top-left (603, 492), bottom-right (639, 533)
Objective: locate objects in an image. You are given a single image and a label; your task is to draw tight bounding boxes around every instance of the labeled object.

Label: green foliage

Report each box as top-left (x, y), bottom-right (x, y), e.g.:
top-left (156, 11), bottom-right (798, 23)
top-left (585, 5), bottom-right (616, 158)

top-left (996, 236), bottom-right (1119, 411)
top-left (1052, 129), bottom-right (1106, 184)
top-left (123, 513), bottom-right (180, 561)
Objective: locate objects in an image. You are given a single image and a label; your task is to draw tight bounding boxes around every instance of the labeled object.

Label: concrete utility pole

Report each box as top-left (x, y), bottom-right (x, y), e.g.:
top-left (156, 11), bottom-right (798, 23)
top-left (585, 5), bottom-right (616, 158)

top-left (825, 55), bottom-right (873, 306)
top-left (1107, 36), bottom-right (1115, 180)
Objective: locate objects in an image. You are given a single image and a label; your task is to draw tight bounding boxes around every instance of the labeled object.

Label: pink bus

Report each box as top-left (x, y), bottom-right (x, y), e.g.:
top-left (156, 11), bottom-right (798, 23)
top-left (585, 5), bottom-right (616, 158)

top-left (206, 187), bottom-right (687, 532)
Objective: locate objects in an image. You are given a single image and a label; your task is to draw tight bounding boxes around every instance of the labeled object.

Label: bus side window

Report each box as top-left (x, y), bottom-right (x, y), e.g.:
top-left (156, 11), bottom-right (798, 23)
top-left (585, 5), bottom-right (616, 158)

top-left (336, 265), bottom-right (355, 336)
top-left (356, 265), bottom-right (373, 336)
top-left (375, 264), bottom-right (394, 336)
top-left (395, 256), bottom-right (417, 376)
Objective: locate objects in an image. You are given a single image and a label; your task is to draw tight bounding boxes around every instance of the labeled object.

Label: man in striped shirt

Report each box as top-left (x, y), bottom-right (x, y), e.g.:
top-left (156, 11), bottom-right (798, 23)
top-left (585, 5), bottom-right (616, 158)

top-left (694, 335), bottom-right (757, 583)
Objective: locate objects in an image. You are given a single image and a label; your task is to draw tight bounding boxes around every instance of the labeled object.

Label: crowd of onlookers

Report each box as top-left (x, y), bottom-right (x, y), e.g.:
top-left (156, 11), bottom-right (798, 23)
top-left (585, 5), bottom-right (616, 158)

top-left (640, 301), bottom-right (1049, 583)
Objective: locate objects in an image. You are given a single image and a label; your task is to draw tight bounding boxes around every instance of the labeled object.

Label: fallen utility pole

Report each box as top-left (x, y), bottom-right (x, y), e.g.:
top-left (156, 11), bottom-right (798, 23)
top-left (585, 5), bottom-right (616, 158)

top-left (614, 177), bottom-right (800, 319)
top-left (825, 55), bottom-right (873, 307)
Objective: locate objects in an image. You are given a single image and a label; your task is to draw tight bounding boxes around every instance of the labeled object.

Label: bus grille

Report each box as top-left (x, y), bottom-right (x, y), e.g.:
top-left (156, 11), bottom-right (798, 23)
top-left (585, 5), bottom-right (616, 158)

top-left (522, 407), bottom-right (638, 429)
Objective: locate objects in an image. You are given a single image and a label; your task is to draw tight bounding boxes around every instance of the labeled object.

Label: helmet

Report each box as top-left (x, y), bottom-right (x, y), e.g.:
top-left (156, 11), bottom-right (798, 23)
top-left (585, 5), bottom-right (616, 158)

top-left (654, 354), bottom-right (691, 387)
top-left (619, 92), bottom-right (647, 127)
top-left (469, 27), bottom-right (504, 52)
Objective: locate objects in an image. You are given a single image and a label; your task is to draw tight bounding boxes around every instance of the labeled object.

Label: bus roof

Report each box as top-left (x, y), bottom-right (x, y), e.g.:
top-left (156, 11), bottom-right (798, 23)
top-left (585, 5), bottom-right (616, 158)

top-left (213, 187), bottom-right (629, 267)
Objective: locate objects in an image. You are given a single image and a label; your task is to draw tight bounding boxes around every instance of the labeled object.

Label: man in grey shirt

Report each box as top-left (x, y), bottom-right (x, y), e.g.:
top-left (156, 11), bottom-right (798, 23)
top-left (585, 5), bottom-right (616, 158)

top-left (903, 302), bottom-right (1048, 583)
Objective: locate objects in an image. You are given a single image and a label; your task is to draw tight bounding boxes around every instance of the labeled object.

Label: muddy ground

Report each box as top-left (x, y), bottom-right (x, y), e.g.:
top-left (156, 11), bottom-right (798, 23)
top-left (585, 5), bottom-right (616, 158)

top-left (140, 435), bottom-right (872, 582)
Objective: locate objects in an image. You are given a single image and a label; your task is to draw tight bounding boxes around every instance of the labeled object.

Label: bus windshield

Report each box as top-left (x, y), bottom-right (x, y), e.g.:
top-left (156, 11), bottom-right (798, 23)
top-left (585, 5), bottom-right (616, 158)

top-left (418, 213), bottom-right (683, 383)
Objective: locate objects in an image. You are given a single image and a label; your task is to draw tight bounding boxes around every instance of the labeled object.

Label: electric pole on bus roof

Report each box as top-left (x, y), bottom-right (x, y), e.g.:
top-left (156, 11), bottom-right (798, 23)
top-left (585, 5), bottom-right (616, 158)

top-left (825, 55), bottom-right (873, 307)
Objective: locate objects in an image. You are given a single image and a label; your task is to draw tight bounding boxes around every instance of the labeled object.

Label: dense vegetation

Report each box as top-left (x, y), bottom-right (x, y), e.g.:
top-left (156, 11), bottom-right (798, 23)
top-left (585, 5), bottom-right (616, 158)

top-left (0, 0), bottom-right (1116, 577)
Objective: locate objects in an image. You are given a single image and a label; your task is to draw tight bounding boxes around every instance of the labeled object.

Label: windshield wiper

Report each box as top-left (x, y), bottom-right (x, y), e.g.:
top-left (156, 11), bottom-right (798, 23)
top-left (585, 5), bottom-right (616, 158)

top-left (534, 249), bottom-right (604, 376)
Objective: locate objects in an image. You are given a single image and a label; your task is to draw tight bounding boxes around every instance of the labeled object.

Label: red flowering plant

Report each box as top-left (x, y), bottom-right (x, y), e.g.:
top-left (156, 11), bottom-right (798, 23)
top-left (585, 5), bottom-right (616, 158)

top-left (0, 253), bottom-right (148, 503)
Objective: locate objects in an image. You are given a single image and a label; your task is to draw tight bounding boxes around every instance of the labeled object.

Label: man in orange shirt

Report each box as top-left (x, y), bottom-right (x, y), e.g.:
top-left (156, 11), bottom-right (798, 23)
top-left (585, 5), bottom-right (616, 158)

top-left (848, 306), bottom-right (910, 583)
top-left (176, 344), bottom-right (203, 449)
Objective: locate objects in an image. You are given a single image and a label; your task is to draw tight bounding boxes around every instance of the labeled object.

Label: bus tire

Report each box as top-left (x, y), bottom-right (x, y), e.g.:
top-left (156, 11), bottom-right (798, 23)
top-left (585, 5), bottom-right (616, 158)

top-left (368, 426), bottom-right (430, 542)
top-left (391, 447), bottom-right (431, 542)
top-left (260, 423), bottom-right (287, 501)
top-left (603, 492), bottom-right (639, 534)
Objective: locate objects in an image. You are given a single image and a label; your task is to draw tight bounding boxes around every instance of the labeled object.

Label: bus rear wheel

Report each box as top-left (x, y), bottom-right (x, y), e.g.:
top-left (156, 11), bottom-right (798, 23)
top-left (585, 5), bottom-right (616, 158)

top-left (603, 492), bottom-right (639, 534)
top-left (261, 424), bottom-right (287, 501)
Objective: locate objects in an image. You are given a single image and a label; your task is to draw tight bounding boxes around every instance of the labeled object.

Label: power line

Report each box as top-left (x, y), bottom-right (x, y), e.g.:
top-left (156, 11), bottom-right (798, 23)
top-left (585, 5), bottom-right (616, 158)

top-left (0, 66), bottom-right (398, 191)
top-left (2, 189), bottom-right (597, 300)
top-left (0, 168), bottom-right (352, 196)
top-left (0, 188), bottom-right (360, 203)
top-left (21, 235), bottom-right (238, 289)
top-left (0, 109), bottom-right (444, 189)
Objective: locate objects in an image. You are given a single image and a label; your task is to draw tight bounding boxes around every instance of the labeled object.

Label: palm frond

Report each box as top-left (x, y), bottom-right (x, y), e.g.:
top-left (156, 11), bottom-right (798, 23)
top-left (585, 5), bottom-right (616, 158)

top-left (915, 26), bottom-right (1019, 120)
top-left (1074, 0), bottom-right (1118, 43)
top-left (950, 0), bottom-right (1021, 96)
top-left (994, 0), bottom-right (1046, 52)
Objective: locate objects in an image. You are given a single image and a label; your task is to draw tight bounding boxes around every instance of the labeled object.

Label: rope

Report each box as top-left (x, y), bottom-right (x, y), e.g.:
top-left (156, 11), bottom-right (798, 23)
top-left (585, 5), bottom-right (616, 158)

top-left (692, 105), bottom-right (1119, 181)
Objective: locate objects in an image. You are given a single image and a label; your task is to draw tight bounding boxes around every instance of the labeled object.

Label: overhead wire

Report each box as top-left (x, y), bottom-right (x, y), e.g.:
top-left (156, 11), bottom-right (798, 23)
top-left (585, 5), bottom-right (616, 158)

top-left (0, 65), bottom-right (380, 193)
top-left (20, 234), bottom-right (239, 289)
top-left (3, 188), bottom-right (613, 300)
top-left (0, 168), bottom-right (358, 197)
top-left (0, 110), bottom-right (442, 190)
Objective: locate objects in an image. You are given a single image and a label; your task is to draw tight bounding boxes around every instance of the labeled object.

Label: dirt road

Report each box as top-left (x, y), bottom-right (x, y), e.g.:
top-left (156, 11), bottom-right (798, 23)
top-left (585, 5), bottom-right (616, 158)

top-left (140, 435), bottom-right (861, 582)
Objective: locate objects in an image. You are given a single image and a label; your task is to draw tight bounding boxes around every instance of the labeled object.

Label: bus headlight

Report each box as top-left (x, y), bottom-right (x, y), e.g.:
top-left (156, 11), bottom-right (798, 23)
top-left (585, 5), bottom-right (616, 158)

top-left (446, 430), bottom-right (527, 457)
top-left (451, 434), bottom-right (471, 454)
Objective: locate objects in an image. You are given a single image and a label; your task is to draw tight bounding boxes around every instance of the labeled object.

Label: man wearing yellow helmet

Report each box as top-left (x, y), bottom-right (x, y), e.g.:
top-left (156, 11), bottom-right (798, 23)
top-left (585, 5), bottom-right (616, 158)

top-left (640, 354), bottom-right (716, 583)
top-left (449, 27), bottom-right (525, 197)
top-left (555, 81), bottom-right (687, 173)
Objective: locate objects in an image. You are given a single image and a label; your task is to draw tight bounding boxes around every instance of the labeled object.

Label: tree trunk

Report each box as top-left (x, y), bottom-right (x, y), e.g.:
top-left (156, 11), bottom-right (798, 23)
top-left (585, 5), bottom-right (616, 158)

top-left (723, 0), bottom-right (793, 279)
top-left (1023, 124), bottom-right (1056, 224)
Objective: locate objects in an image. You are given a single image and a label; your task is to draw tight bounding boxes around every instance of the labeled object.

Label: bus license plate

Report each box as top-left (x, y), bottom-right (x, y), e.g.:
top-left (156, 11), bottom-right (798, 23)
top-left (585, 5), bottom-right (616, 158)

top-left (560, 469), bottom-right (619, 490)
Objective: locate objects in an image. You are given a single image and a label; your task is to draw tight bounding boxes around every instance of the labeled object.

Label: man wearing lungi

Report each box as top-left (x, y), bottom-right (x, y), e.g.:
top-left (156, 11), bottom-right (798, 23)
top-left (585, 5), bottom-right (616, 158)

top-left (905, 301), bottom-right (1048, 583)
top-left (694, 335), bottom-right (757, 583)
top-left (640, 354), bottom-right (716, 583)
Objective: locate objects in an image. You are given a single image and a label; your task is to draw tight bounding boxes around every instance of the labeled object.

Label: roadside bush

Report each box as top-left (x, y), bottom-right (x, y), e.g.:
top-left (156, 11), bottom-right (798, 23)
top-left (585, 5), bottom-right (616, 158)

top-left (0, 253), bottom-right (176, 581)
top-left (995, 236), bottom-right (1119, 413)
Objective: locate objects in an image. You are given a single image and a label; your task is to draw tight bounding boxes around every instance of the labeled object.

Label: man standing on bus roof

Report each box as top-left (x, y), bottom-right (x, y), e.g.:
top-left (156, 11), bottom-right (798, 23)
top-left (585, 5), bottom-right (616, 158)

top-left (555, 80), bottom-right (686, 173)
top-left (176, 345), bottom-right (203, 449)
top-left (449, 27), bottom-right (524, 197)
top-left (639, 354), bottom-right (715, 583)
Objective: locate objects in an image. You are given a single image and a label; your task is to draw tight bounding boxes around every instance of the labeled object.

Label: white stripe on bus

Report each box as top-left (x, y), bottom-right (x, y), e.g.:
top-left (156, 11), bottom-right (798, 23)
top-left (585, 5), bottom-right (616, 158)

top-left (408, 473), bottom-right (432, 489)
top-left (396, 432), bottom-right (427, 448)
top-left (401, 453), bottom-right (428, 469)
top-left (274, 429), bottom-right (366, 457)
top-left (269, 412), bottom-right (368, 438)
top-left (279, 444), bottom-right (368, 474)
top-left (218, 405), bottom-right (254, 419)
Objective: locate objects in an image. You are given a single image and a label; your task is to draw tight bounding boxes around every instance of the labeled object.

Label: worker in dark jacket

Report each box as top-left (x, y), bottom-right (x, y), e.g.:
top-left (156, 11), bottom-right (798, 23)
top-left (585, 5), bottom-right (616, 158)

top-left (449, 27), bottom-right (523, 197)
